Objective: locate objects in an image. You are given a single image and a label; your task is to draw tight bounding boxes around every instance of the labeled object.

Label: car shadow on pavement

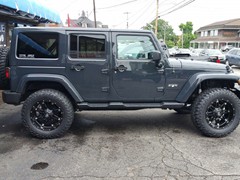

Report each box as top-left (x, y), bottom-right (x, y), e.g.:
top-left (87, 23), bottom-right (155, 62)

top-left (0, 107), bottom-right (197, 140)
top-left (70, 109), bottom-right (197, 137)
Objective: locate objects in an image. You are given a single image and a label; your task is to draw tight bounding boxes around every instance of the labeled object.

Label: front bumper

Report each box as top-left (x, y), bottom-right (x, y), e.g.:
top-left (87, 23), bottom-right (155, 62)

top-left (2, 91), bottom-right (21, 105)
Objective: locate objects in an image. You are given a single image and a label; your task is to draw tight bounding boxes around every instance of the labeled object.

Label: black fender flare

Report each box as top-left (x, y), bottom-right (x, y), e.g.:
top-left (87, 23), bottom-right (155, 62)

top-left (16, 74), bottom-right (84, 102)
top-left (176, 73), bottom-right (240, 102)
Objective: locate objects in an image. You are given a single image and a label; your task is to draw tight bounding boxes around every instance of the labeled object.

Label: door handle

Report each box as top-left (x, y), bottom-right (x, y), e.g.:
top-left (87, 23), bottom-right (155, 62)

top-left (70, 64), bottom-right (85, 71)
top-left (115, 65), bottom-right (127, 72)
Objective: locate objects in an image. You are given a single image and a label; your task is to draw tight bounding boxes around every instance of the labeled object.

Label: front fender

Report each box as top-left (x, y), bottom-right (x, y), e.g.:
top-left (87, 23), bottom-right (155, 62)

top-left (17, 74), bottom-right (84, 102)
top-left (176, 73), bottom-right (240, 102)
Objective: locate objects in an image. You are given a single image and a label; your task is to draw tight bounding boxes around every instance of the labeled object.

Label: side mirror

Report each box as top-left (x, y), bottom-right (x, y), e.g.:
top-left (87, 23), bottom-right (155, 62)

top-left (148, 51), bottom-right (163, 68)
top-left (148, 51), bottom-right (161, 61)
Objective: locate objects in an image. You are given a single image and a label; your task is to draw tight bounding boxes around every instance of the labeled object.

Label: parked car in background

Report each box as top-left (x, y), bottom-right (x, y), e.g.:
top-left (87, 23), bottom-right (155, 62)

top-left (168, 48), bottom-right (178, 56)
top-left (225, 48), bottom-right (240, 67)
top-left (191, 48), bottom-right (204, 56)
top-left (178, 48), bottom-right (197, 56)
top-left (199, 49), bottom-right (226, 64)
top-left (221, 45), bottom-right (234, 52)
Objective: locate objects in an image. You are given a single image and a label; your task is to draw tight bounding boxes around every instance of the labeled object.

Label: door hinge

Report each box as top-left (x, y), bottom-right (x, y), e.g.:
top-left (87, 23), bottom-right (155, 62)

top-left (157, 87), bottom-right (164, 92)
top-left (101, 87), bottom-right (110, 92)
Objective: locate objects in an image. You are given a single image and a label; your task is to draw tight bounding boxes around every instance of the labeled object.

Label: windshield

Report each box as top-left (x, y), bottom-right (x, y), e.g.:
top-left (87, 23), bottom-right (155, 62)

top-left (207, 49), bottom-right (222, 55)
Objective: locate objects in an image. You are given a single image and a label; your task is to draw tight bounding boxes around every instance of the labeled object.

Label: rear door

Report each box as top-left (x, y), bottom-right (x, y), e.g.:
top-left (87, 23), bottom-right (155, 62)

top-left (65, 31), bottom-right (110, 101)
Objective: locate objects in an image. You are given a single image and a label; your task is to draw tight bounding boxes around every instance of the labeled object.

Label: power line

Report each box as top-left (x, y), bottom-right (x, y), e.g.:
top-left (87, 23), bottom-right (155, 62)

top-left (129, 1), bottom-right (155, 26)
top-left (97, 0), bottom-right (138, 10)
top-left (113, 0), bottom-right (153, 27)
top-left (158, 0), bottom-right (188, 15)
top-left (159, 0), bottom-right (195, 17)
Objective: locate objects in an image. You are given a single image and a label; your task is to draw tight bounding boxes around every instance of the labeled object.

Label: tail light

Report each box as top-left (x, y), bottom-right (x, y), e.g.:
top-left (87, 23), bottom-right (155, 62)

top-left (5, 67), bottom-right (10, 79)
top-left (216, 59), bottom-right (221, 63)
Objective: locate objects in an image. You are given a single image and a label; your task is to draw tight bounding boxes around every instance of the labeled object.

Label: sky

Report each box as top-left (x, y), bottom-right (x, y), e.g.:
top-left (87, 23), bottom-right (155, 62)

top-left (40, 0), bottom-right (240, 35)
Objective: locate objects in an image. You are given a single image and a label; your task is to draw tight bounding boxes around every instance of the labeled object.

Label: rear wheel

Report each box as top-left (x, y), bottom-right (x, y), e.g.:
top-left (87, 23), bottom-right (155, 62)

top-left (22, 89), bottom-right (74, 139)
top-left (192, 88), bottom-right (240, 137)
top-left (0, 47), bottom-right (9, 90)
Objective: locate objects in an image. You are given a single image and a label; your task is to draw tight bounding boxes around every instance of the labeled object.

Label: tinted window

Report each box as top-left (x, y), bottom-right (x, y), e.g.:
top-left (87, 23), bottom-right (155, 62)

top-left (228, 49), bottom-right (237, 55)
top-left (69, 34), bottom-right (106, 59)
top-left (117, 35), bottom-right (156, 60)
top-left (17, 32), bottom-right (58, 59)
top-left (236, 50), bottom-right (240, 56)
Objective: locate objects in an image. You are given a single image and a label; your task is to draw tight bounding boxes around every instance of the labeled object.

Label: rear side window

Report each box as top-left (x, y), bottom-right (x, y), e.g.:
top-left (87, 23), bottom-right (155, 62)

top-left (17, 32), bottom-right (59, 59)
top-left (69, 34), bottom-right (106, 59)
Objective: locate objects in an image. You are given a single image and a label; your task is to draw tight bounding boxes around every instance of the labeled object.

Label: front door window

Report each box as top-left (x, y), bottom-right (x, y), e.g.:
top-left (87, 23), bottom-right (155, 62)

top-left (117, 35), bottom-right (156, 60)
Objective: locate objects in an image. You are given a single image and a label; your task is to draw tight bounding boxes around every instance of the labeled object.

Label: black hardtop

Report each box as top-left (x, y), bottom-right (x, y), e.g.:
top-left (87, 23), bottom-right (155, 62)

top-left (14, 27), bottom-right (153, 34)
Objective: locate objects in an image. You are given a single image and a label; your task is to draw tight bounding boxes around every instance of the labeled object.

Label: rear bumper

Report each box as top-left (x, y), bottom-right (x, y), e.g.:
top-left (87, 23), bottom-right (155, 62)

top-left (2, 91), bottom-right (21, 105)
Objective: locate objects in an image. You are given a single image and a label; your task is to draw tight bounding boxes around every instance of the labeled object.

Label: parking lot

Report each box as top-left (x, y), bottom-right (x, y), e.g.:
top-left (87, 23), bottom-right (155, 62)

top-left (1, 67), bottom-right (240, 180)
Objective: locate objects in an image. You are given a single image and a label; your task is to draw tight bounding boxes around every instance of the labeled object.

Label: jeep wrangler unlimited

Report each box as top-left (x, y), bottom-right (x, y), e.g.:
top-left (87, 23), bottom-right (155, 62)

top-left (1, 27), bottom-right (240, 139)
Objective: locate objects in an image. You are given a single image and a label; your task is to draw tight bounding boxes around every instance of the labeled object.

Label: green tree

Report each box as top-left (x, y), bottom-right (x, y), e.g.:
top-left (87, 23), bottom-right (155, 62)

top-left (142, 19), bottom-right (177, 48)
top-left (178, 21), bottom-right (196, 48)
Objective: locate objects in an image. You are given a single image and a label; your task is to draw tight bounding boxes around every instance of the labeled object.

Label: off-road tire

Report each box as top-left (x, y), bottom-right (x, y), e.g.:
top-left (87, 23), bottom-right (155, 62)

top-left (0, 47), bottom-right (9, 90)
top-left (191, 88), bottom-right (240, 137)
top-left (22, 89), bottom-right (74, 139)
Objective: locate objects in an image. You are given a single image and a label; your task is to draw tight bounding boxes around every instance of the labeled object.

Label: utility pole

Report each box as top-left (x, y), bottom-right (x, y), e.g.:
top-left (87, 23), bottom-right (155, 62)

top-left (182, 28), bottom-right (184, 48)
top-left (164, 25), bottom-right (166, 42)
top-left (93, 0), bottom-right (97, 28)
top-left (154, 0), bottom-right (159, 36)
top-left (124, 12), bottom-right (130, 29)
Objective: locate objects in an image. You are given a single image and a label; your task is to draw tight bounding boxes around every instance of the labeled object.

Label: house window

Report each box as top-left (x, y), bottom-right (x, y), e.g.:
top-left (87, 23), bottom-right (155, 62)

top-left (204, 31), bottom-right (208, 37)
top-left (214, 30), bottom-right (218, 36)
top-left (210, 30), bottom-right (214, 36)
top-left (201, 31), bottom-right (204, 37)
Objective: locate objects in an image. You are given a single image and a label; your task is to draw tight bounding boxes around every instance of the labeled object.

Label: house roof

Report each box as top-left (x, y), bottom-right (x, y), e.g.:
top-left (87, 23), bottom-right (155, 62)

top-left (191, 36), bottom-right (240, 43)
top-left (69, 11), bottom-right (102, 28)
top-left (196, 18), bottom-right (240, 32)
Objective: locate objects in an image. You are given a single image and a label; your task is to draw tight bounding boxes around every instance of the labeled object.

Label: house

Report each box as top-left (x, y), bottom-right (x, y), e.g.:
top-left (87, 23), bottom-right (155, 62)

top-left (191, 18), bottom-right (240, 49)
top-left (67, 11), bottom-right (108, 28)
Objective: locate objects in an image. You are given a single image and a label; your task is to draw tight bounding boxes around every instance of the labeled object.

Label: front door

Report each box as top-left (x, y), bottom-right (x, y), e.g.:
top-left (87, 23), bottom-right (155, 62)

top-left (112, 33), bottom-right (165, 101)
top-left (66, 31), bottom-right (110, 101)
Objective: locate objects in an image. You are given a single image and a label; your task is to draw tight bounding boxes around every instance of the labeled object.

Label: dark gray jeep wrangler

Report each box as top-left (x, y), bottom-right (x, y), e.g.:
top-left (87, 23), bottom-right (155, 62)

top-left (1, 27), bottom-right (240, 139)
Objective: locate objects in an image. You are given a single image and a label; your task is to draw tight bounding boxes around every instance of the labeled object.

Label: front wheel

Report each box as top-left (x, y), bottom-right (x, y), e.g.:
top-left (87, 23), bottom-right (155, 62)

top-left (22, 89), bottom-right (74, 139)
top-left (191, 88), bottom-right (240, 137)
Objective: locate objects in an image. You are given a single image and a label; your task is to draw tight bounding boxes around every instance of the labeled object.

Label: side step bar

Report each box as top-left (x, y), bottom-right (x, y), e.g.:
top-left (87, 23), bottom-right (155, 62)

top-left (77, 102), bottom-right (185, 110)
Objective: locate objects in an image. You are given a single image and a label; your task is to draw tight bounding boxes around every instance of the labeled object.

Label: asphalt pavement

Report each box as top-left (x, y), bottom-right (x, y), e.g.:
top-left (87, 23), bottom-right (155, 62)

top-left (1, 67), bottom-right (240, 179)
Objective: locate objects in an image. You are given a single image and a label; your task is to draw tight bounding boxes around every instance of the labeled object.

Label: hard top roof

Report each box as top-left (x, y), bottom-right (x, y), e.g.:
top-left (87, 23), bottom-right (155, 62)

top-left (14, 27), bottom-right (152, 34)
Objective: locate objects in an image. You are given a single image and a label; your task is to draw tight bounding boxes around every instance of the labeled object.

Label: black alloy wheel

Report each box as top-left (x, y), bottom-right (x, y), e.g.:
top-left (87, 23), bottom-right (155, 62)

top-left (205, 99), bottom-right (234, 129)
top-left (30, 100), bottom-right (63, 131)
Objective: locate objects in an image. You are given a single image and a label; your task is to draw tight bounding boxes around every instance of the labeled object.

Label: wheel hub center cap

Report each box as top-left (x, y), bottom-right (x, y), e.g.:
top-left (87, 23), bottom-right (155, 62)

top-left (214, 108), bottom-right (222, 117)
top-left (45, 109), bottom-right (53, 116)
